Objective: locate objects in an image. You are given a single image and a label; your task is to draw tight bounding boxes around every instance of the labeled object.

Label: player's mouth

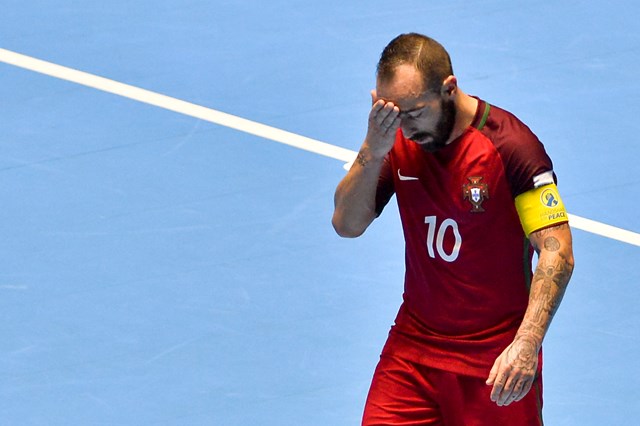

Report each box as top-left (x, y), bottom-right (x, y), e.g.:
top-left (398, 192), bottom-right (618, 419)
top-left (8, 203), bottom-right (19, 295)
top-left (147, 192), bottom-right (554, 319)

top-left (408, 132), bottom-right (433, 144)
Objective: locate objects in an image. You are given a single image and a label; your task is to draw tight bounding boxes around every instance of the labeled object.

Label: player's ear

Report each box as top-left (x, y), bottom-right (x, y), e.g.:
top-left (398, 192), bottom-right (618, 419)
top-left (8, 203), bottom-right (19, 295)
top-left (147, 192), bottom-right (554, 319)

top-left (440, 76), bottom-right (458, 99)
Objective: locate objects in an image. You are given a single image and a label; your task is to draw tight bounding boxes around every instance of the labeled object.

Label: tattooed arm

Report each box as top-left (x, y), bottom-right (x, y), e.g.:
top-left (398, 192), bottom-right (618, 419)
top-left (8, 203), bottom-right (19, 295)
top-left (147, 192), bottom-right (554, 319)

top-left (487, 223), bottom-right (575, 406)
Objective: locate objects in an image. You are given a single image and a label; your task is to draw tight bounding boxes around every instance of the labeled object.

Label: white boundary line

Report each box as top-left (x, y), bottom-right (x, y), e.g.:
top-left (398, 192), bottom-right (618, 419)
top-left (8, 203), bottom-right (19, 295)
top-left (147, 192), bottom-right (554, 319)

top-left (1, 48), bottom-right (638, 247)
top-left (568, 214), bottom-right (639, 247)
top-left (0, 48), bottom-right (357, 164)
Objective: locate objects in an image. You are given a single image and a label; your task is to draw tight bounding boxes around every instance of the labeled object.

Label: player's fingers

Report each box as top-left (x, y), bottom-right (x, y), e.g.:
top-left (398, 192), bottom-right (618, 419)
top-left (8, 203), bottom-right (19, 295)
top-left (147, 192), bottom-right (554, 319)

top-left (368, 101), bottom-right (387, 129)
top-left (486, 357), bottom-right (500, 386)
top-left (369, 100), bottom-right (392, 126)
top-left (490, 368), bottom-right (509, 403)
top-left (498, 371), bottom-right (521, 406)
top-left (376, 101), bottom-right (396, 120)
top-left (372, 102), bottom-right (398, 131)
top-left (390, 114), bottom-right (401, 131)
top-left (380, 105), bottom-right (400, 129)
top-left (514, 377), bottom-right (534, 402)
top-left (370, 99), bottom-right (386, 114)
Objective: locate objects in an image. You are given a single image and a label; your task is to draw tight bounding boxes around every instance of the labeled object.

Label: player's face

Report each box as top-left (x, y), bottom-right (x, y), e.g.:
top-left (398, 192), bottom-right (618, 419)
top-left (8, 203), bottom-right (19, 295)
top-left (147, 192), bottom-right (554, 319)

top-left (377, 65), bottom-right (457, 152)
top-left (399, 96), bottom-right (457, 153)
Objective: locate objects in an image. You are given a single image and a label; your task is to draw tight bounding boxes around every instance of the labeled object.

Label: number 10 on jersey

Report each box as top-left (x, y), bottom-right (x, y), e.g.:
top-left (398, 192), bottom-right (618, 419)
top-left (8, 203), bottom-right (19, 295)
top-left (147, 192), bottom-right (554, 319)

top-left (424, 216), bottom-right (462, 262)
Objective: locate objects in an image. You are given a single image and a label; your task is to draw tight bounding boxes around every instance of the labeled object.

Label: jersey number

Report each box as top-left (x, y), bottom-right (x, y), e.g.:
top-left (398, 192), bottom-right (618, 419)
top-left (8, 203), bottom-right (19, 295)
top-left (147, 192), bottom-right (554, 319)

top-left (424, 216), bottom-right (462, 262)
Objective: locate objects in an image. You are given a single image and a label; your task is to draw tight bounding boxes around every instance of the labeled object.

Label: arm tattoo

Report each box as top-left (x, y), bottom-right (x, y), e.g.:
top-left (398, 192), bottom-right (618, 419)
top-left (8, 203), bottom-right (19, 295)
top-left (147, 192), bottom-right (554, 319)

top-left (356, 152), bottom-right (368, 168)
top-left (519, 224), bottom-right (574, 346)
top-left (543, 236), bottom-right (560, 252)
top-left (532, 223), bottom-right (568, 252)
top-left (530, 256), bottom-right (572, 318)
top-left (506, 334), bottom-right (539, 371)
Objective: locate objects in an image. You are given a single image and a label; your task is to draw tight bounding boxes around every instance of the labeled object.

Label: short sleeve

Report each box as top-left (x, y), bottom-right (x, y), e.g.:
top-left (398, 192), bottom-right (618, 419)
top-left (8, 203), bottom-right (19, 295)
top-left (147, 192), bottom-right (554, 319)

top-left (480, 105), bottom-right (556, 197)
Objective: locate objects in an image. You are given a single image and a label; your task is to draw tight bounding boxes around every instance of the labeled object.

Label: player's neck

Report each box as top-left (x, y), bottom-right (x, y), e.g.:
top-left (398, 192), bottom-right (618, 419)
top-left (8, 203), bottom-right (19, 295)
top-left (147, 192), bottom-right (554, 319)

top-left (448, 91), bottom-right (479, 144)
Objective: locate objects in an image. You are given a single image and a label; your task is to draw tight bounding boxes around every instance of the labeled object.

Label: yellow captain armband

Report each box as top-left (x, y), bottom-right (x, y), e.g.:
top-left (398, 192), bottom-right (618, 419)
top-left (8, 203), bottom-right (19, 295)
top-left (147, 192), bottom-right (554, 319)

top-left (515, 183), bottom-right (568, 236)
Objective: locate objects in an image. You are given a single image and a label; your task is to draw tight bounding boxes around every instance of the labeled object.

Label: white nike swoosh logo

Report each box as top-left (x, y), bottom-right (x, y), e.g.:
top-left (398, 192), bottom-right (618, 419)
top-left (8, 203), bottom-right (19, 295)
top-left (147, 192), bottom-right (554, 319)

top-left (397, 169), bottom-right (419, 181)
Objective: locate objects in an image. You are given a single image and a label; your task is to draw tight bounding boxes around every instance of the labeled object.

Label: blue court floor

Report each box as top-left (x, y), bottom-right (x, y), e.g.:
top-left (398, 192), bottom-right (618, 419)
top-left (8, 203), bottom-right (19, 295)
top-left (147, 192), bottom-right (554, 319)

top-left (1, 1), bottom-right (639, 425)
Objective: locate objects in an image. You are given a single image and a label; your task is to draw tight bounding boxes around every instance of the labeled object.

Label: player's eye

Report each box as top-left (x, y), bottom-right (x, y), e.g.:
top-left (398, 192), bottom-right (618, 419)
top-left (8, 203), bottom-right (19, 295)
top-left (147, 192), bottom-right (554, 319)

top-left (408, 109), bottom-right (423, 119)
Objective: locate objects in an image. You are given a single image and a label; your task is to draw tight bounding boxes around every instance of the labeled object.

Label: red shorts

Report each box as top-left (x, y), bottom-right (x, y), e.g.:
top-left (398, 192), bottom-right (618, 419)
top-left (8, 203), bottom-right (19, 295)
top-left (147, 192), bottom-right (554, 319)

top-left (362, 354), bottom-right (543, 426)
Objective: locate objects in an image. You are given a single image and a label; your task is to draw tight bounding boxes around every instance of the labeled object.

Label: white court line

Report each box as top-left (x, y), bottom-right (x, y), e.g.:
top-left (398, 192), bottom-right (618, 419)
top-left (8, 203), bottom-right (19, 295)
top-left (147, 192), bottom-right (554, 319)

top-left (1, 48), bottom-right (638, 247)
top-left (0, 48), bottom-right (356, 164)
top-left (568, 214), bottom-right (640, 247)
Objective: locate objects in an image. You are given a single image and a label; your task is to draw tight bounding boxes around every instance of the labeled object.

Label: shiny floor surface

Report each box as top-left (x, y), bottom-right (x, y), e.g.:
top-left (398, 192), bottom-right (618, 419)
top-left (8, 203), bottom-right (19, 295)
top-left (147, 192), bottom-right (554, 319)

top-left (1, 1), bottom-right (639, 425)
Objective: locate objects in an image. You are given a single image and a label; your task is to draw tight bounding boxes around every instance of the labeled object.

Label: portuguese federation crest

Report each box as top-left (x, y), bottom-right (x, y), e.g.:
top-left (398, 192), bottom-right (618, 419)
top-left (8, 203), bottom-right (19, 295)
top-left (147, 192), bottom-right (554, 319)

top-left (462, 176), bottom-right (489, 213)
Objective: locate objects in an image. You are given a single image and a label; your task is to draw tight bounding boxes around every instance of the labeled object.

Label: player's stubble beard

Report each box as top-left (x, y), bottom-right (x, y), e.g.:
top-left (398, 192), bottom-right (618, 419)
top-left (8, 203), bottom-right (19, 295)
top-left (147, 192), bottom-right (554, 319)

top-left (412, 98), bottom-right (457, 153)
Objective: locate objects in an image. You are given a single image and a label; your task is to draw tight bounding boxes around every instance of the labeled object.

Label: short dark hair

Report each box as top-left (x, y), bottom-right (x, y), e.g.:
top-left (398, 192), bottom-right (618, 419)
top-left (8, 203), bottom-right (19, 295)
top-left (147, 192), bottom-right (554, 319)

top-left (377, 33), bottom-right (454, 92)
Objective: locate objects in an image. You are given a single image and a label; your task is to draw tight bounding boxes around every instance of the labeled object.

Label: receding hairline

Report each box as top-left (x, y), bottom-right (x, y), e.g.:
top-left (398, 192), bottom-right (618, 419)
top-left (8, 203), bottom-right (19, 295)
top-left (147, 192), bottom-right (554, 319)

top-left (376, 33), bottom-right (454, 92)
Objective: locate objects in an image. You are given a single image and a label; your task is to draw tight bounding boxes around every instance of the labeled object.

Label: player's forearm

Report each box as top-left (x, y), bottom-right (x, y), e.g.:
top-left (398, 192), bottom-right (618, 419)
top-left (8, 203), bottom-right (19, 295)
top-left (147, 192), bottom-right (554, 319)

top-left (516, 226), bottom-right (575, 349)
top-left (332, 148), bottom-right (384, 238)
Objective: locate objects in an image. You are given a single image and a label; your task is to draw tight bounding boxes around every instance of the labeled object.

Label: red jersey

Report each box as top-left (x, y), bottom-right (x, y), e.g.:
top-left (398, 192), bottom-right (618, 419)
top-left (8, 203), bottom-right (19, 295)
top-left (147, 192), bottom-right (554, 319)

top-left (375, 99), bottom-right (556, 378)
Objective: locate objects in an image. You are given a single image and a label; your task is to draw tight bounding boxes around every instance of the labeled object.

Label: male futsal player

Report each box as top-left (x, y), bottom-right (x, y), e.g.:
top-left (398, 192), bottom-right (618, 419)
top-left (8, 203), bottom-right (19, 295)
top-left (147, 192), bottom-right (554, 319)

top-left (332, 33), bottom-right (575, 425)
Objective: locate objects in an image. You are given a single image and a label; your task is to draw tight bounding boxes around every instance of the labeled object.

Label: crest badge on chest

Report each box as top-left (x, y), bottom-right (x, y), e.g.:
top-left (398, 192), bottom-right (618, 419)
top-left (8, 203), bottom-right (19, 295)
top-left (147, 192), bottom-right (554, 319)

top-left (462, 176), bottom-right (489, 213)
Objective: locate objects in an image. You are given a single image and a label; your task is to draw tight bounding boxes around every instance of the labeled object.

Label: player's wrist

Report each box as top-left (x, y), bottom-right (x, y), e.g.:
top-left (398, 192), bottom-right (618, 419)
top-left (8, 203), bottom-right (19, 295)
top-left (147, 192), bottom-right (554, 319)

top-left (513, 328), bottom-right (544, 352)
top-left (360, 140), bottom-right (389, 163)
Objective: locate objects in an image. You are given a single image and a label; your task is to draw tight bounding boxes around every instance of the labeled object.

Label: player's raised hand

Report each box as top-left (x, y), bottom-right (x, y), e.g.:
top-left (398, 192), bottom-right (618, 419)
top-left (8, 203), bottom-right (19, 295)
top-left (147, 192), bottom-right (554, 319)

top-left (363, 90), bottom-right (401, 159)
